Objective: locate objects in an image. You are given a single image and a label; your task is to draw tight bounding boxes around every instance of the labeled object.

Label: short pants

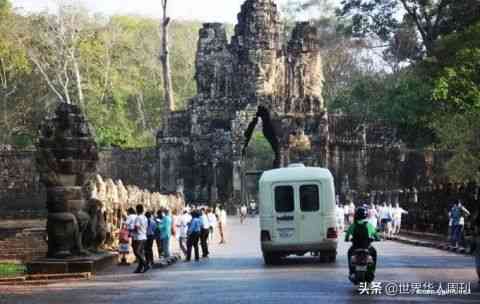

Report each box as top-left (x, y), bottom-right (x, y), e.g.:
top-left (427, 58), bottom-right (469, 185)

top-left (118, 243), bottom-right (130, 253)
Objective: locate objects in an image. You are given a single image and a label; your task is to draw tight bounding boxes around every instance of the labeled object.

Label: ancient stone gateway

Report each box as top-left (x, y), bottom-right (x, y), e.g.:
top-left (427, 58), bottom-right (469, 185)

top-left (158, 0), bottom-right (326, 206)
top-left (157, 0), bottom-right (397, 206)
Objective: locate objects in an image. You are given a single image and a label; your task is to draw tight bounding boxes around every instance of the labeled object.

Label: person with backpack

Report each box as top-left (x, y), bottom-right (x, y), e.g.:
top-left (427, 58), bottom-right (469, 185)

top-left (345, 207), bottom-right (380, 280)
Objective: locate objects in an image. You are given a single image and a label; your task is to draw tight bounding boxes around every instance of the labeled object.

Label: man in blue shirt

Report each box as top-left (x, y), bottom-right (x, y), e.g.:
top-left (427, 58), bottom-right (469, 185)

top-left (186, 210), bottom-right (202, 261)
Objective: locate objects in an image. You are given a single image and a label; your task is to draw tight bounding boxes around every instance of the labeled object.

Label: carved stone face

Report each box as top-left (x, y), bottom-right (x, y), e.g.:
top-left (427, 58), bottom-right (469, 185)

top-left (247, 49), bottom-right (277, 96)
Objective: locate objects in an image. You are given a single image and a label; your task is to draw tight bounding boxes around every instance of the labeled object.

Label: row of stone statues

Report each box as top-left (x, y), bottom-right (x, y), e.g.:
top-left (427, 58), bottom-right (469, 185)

top-left (88, 174), bottom-right (185, 252)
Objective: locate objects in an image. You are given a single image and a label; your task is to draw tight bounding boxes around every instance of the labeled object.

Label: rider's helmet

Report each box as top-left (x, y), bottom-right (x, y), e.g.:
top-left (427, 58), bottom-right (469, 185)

top-left (354, 206), bottom-right (368, 221)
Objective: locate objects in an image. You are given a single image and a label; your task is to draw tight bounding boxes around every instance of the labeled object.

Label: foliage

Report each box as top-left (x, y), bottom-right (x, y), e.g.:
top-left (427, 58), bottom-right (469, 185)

top-left (432, 112), bottom-right (480, 182)
top-left (0, 4), bottom-right (200, 148)
top-left (339, 0), bottom-right (480, 58)
top-left (0, 263), bottom-right (26, 278)
top-left (431, 22), bottom-right (480, 180)
top-left (331, 68), bottom-right (436, 147)
top-left (0, 1), bottom-right (32, 144)
top-left (246, 131), bottom-right (275, 171)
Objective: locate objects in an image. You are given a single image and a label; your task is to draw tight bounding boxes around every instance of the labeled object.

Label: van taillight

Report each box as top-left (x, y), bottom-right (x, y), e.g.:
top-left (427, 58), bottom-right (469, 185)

top-left (327, 228), bottom-right (338, 239)
top-left (261, 230), bottom-right (271, 242)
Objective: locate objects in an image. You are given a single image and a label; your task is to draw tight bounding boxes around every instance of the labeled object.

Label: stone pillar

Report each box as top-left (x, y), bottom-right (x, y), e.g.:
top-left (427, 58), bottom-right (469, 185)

top-left (36, 103), bottom-right (99, 258)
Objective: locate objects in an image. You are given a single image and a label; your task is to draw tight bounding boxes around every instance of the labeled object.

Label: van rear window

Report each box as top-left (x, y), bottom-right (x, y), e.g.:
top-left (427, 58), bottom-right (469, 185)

top-left (274, 186), bottom-right (294, 212)
top-left (300, 185), bottom-right (319, 212)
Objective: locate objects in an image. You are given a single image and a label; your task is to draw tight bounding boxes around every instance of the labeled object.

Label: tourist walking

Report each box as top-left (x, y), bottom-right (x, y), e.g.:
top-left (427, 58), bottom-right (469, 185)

top-left (392, 203), bottom-right (408, 235)
top-left (240, 204), bottom-right (247, 224)
top-left (336, 203), bottom-right (345, 232)
top-left (132, 204), bottom-right (149, 273)
top-left (450, 200), bottom-right (470, 248)
top-left (367, 203), bottom-right (379, 230)
top-left (118, 222), bottom-right (130, 265)
top-left (159, 209), bottom-right (172, 258)
top-left (125, 207), bottom-right (137, 232)
top-left (155, 210), bottom-right (164, 258)
top-left (186, 210), bottom-right (202, 261)
top-left (379, 202), bottom-right (393, 239)
top-left (176, 209), bottom-right (191, 256)
top-left (200, 208), bottom-right (210, 258)
top-left (125, 207), bottom-right (137, 254)
top-left (347, 201), bottom-right (355, 225)
top-left (145, 212), bottom-right (156, 267)
top-left (207, 208), bottom-right (217, 241)
top-left (218, 205), bottom-right (227, 244)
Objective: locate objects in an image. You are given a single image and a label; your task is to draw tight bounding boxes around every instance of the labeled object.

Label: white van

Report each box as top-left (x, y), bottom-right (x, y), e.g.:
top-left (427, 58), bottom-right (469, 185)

top-left (258, 164), bottom-right (338, 264)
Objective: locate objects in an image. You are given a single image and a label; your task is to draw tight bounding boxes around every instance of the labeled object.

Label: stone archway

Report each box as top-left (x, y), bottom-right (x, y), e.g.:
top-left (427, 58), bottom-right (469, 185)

top-left (242, 106), bottom-right (281, 169)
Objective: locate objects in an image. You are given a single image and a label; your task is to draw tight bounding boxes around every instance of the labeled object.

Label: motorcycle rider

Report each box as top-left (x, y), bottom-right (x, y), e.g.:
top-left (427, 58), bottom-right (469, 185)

top-left (345, 206), bottom-right (380, 281)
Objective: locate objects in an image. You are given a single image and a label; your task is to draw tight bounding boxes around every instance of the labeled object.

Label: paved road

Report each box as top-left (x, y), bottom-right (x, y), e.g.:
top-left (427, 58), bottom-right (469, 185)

top-left (2, 217), bottom-right (480, 304)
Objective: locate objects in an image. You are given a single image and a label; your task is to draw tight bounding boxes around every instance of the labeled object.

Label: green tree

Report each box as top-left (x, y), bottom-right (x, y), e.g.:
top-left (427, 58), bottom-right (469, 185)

top-left (431, 22), bottom-right (480, 180)
top-left (339, 0), bottom-right (480, 58)
top-left (331, 68), bottom-right (436, 147)
top-left (1, 4), bottom-right (201, 148)
top-left (246, 131), bottom-right (275, 171)
top-left (0, 1), bottom-right (31, 144)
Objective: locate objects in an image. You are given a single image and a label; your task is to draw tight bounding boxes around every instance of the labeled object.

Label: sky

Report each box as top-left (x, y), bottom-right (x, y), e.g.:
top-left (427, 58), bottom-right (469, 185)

top-left (11, 0), bottom-right (338, 23)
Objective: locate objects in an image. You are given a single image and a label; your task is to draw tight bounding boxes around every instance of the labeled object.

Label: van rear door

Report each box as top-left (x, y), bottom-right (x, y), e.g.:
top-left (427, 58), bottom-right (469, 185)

top-left (298, 183), bottom-right (324, 244)
top-left (272, 184), bottom-right (298, 243)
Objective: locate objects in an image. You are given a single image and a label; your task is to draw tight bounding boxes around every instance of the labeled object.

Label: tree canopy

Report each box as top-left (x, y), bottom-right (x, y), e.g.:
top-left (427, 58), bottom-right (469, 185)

top-left (0, 3), bottom-right (200, 148)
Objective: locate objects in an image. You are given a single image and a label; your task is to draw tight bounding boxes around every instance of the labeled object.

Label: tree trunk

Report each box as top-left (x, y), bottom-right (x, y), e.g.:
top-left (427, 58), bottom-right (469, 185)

top-left (1, 90), bottom-right (7, 143)
top-left (136, 93), bottom-right (148, 130)
top-left (71, 51), bottom-right (85, 112)
top-left (1, 87), bottom-right (16, 143)
top-left (160, 0), bottom-right (175, 131)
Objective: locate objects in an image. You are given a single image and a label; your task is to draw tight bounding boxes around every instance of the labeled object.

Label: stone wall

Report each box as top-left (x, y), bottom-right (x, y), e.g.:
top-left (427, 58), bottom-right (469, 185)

top-left (0, 227), bottom-right (47, 262)
top-left (0, 150), bottom-right (44, 218)
top-left (0, 148), bottom-right (160, 218)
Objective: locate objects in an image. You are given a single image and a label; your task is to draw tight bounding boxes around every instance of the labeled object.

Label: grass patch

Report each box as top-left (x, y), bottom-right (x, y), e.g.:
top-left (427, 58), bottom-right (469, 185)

top-left (0, 263), bottom-right (26, 278)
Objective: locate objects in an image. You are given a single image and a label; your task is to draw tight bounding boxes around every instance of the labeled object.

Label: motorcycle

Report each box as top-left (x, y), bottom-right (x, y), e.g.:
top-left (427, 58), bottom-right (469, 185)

top-left (349, 247), bottom-right (376, 284)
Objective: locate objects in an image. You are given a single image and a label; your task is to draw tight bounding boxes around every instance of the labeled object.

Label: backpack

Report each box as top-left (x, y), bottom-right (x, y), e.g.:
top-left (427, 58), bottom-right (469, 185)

top-left (352, 221), bottom-right (370, 249)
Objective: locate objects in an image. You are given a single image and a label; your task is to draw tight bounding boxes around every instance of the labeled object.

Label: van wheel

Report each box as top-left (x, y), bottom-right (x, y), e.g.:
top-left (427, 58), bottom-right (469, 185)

top-left (320, 250), bottom-right (336, 263)
top-left (263, 252), bottom-right (280, 265)
top-left (328, 253), bottom-right (337, 263)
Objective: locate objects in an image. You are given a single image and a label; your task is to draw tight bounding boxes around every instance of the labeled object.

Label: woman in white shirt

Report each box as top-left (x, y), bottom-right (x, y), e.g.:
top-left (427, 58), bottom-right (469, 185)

top-left (218, 206), bottom-right (227, 244)
top-left (207, 208), bottom-right (217, 241)
top-left (367, 203), bottom-right (379, 230)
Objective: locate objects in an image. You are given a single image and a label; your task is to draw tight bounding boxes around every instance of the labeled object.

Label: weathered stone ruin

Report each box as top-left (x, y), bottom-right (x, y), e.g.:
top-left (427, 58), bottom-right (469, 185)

top-left (90, 175), bottom-right (184, 251)
top-left (35, 103), bottom-right (186, 259)
top-left (158, 0), bottom-right (327, 203)
top-left (36, 103), bottom-right (100, 258)
top-left (157, 0), bottom-right (400, 205)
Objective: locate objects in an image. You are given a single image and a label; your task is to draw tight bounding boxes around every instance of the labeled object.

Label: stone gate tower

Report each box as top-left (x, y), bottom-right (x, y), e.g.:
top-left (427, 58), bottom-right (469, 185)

top-left (157, 0), bottom-right (329, 205)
